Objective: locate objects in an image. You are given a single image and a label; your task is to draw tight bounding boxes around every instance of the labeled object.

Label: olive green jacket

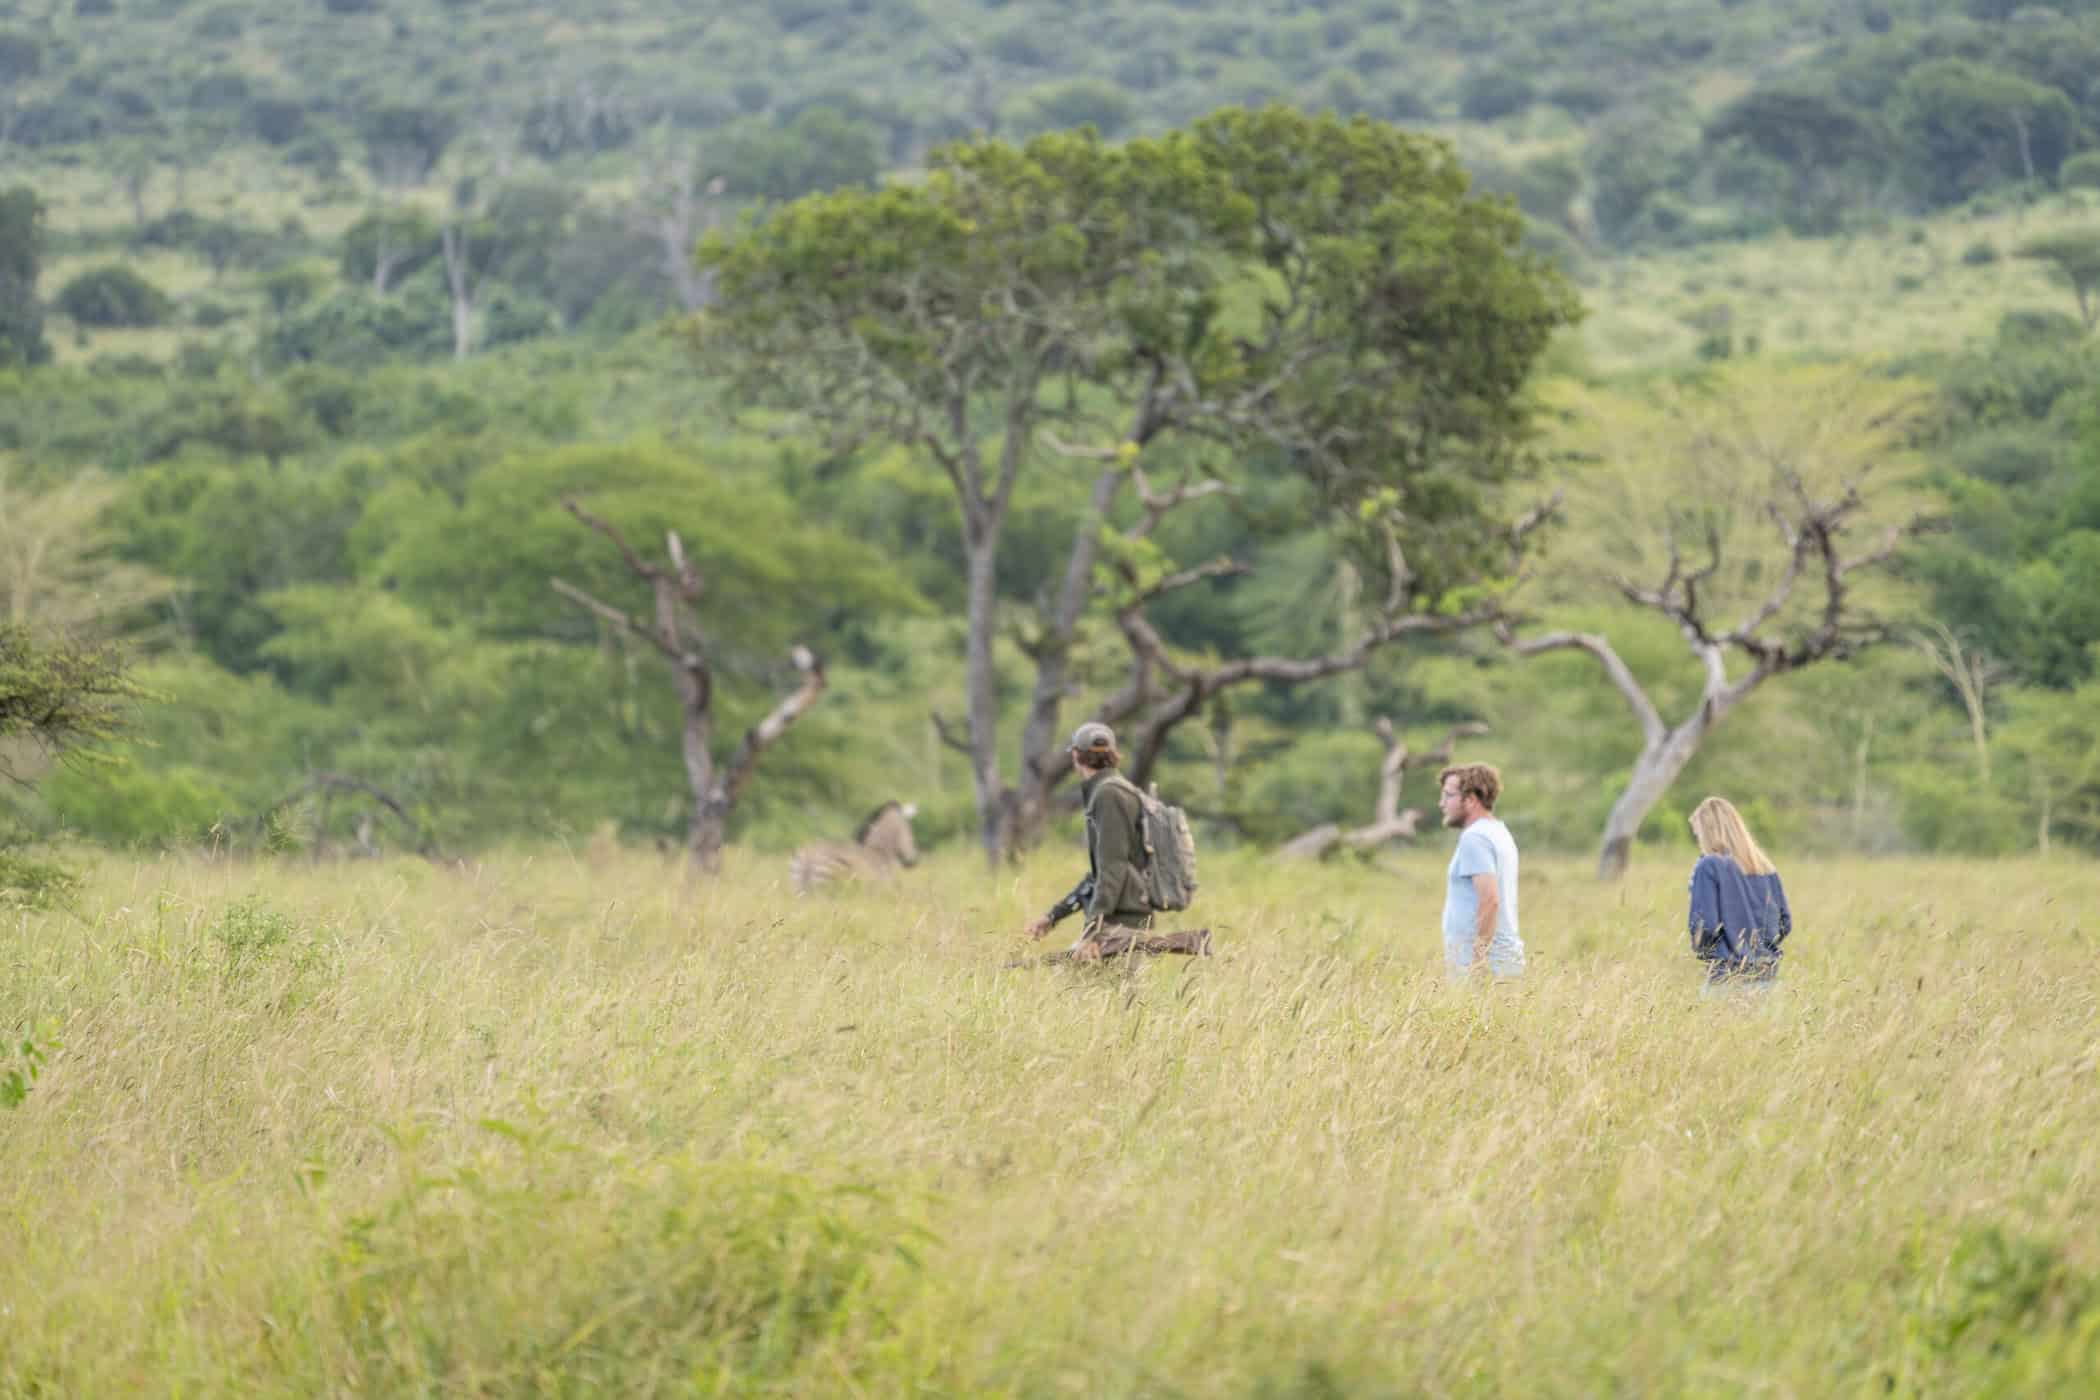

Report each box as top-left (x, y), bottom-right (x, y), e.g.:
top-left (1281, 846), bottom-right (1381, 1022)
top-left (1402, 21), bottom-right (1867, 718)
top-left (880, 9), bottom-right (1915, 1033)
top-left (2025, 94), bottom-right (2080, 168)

top-left (1044, 771), bottom-right (1152, 930)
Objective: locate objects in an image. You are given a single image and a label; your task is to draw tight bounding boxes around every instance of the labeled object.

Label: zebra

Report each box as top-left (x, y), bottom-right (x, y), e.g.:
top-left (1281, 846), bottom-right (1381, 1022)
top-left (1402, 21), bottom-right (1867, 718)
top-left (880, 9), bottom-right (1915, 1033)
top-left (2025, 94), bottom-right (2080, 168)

top-left (789, 800), bottom-right (919, 893)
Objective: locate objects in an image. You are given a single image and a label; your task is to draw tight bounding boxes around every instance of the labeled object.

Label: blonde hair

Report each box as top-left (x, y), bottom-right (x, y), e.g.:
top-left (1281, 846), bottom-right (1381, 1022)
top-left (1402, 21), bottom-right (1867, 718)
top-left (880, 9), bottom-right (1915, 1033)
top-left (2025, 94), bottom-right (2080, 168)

top-left (1688, 796), bottom-right (1776, 876)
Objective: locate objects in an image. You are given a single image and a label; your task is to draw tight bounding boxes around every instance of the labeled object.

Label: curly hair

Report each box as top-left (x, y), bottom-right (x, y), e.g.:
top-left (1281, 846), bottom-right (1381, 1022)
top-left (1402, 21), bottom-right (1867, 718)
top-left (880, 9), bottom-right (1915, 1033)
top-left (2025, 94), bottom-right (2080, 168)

top-left (1437, 762), bottom-right (1502, 811)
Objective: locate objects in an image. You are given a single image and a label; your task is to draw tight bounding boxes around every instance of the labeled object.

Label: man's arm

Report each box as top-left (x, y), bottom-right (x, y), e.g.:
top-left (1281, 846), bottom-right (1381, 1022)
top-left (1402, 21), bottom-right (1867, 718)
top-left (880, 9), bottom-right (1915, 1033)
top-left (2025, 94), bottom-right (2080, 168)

top-left (1470, 872), bottom-right (1499, 964)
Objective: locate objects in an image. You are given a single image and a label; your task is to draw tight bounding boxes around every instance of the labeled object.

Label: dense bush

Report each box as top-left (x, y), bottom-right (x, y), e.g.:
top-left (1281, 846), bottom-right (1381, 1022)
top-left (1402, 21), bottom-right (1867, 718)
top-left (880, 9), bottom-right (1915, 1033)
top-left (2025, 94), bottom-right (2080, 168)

top-left (1456, 66), bottom-right (1535, 121)
top-left (55, 265), bottom-right (175, 328)
top-left (2063, 152), bottom-right (2100, 193)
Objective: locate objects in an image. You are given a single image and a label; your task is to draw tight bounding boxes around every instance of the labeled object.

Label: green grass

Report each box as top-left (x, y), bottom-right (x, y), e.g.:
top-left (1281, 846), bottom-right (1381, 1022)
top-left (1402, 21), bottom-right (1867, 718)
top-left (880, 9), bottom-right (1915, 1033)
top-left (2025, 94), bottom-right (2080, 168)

top-left (4, 847), bottom-right (2097, 1393)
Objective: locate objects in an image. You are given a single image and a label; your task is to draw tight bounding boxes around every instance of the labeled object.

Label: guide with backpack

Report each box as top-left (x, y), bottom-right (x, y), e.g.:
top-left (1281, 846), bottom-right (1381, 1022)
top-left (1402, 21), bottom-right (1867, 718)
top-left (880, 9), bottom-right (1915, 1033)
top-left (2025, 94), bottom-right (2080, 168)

top-left (1022, 722), bottom-right (1209, 962)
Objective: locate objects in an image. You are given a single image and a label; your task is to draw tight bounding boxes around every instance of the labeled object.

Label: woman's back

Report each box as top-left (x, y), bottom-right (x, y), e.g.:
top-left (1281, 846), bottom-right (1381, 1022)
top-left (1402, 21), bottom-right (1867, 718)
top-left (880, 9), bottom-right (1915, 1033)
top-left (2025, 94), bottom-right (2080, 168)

top-left (1687, 852), bottom-right (1790, 971)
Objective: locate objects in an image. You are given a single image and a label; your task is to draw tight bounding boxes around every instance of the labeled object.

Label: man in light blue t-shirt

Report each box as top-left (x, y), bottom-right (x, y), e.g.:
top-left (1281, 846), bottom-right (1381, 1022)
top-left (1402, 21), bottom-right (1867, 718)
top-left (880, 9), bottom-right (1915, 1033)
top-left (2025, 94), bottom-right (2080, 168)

top-left (1436, 762), bottom-right (1524, 978)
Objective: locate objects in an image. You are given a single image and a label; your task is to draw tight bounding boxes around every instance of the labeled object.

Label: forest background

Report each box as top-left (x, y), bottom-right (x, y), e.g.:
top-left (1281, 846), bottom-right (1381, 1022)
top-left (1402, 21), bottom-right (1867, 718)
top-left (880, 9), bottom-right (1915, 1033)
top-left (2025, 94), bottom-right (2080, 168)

top-left (5, 0), bottom-right (2100, 870)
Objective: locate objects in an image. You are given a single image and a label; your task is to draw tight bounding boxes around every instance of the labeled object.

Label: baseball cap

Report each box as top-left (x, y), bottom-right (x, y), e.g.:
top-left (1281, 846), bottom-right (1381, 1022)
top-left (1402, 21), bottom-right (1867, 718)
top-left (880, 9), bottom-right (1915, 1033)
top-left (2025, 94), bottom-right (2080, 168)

top-left (1068, 721), bottom-right (1117, 753)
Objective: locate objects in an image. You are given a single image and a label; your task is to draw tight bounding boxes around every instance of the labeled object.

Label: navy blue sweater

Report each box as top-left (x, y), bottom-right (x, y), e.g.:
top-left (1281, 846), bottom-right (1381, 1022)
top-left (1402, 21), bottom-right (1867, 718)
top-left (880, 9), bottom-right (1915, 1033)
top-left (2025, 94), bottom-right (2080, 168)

top-left (1687, 854), bottom-right (1790, 970)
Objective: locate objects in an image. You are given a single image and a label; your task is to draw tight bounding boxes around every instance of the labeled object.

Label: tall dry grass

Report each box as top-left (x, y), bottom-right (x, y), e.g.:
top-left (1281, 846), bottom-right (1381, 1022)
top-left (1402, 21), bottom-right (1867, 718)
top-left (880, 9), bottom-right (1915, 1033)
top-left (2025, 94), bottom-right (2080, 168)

top-left (3, 846), bottom-right (2097, 1395)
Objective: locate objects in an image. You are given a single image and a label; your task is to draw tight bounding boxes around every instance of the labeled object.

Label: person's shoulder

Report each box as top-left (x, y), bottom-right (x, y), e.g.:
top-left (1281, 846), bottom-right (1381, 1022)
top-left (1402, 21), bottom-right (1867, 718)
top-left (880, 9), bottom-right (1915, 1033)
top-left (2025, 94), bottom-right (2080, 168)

top-left (1095, 775), bottom-right (1143, 813)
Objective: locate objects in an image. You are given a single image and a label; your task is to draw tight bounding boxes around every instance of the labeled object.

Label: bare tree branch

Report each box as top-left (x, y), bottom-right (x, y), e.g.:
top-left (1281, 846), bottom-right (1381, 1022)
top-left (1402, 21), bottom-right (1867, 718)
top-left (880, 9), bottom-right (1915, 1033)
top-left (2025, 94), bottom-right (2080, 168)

top-left (550, 578), bottom-right (676, 659)
top-left (1281, 717), bottom-right (1489, 858)
top-left (930, 710), bottom-right (976, 758)
top-left (562, 498), bottom-right (671, 589)
top-left (1497, 622), bottom-right (1667, 748)
top-left (715, 645), bottom-right (827, 809)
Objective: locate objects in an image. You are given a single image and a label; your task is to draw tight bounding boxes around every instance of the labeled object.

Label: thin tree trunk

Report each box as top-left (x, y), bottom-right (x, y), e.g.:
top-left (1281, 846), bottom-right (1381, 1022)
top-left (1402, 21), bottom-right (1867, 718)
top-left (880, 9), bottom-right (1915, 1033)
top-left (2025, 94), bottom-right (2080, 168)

top-left (1009, 461), bottom-right (1129, 852)
top-left (962, 525), bottom-right (1008, 862)
top-left (674, 642), bottom-right (720, 871)
top-left (1596, 715), bottom-right (1712, 879)
top-left (441, 224), bottom-right (476, 360)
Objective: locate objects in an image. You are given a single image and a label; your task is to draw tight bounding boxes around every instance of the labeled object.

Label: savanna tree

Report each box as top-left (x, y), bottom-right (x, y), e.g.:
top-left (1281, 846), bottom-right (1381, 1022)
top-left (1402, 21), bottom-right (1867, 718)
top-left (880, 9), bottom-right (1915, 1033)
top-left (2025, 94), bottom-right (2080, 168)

top-left (2015, 232), bottom-right (2100, 332)
top-left (1502, 365), bottom-right (1926, 879)
top-left (697, 107), bottom-right (1578, 859)
top-left (1, 624), bottom-right (133, 792)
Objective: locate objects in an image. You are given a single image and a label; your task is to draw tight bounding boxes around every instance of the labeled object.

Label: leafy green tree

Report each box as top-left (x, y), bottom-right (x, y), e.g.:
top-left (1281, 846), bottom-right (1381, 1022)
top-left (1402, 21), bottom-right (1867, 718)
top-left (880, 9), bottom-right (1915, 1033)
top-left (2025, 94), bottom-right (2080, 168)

top-left (54, 265), bottom-right (174, 328)
top-left (700, 108), bottom-right (1578, 857)
top-left (2015, 232), bottom-right (2100, 332)
top-left (1998, 669), bottom-right (2100, 853)
top-left (1892, 60), bottom-right (2078, 207)
top-left (359, 104), bottom-right (456, 190)
top-left (0, 624), bottom-right (132, 779)
top-left (0, 187), bottom-right (50, 369)
top-left (1704, 81), bottom-right (1889, 233)
top-left (710, 106), bottom-right (881, 203)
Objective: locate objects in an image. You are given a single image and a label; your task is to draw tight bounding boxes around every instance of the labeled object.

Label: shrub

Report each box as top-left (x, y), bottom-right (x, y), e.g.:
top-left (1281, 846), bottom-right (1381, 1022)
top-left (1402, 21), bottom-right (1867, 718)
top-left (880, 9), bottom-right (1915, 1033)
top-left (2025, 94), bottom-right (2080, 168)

top-left (1009, 78), bottom-right (1137, 137)
top-left (313, 1142), bottom-right (927, 1391)
top-left (247, 96), bottom-right (308, 145)
top-left (55, 264), bottom-right (174, 328)
top-left (1457, 65), bottom-right (1535, 121)
top-left (2063, 152), bottom-right (2100, 193)
top-left (1961, 239), bottom-right (2000, 265)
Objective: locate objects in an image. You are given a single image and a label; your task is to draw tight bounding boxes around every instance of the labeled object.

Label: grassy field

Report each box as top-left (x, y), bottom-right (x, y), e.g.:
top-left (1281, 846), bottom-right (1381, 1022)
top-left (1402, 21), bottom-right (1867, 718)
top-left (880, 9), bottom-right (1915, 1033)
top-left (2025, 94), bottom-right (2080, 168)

top-left (3, 846), bottom-right (2097, 1395)
top-left (1577, 194), bottom-right (2100, 372)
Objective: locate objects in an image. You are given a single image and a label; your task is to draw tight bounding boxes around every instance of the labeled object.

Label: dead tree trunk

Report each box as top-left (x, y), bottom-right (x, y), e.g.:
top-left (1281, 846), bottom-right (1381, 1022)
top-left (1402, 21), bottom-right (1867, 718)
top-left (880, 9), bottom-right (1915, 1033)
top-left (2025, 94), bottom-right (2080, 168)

top-left (439, 222), bottom-right (477, 361)
top-left (1503, 471), bottom-right (1907, 880)
top-left (1280, 719), bottom-right (1489, 859)
top-left (552, 499), bottom-right (825, 874)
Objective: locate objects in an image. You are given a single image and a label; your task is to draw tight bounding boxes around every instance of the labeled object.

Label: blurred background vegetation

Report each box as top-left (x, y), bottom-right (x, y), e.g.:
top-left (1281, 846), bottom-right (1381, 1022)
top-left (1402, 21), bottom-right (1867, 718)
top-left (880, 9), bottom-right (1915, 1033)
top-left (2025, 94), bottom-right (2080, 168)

top-left (2, 0), bottom-right (2098, 864)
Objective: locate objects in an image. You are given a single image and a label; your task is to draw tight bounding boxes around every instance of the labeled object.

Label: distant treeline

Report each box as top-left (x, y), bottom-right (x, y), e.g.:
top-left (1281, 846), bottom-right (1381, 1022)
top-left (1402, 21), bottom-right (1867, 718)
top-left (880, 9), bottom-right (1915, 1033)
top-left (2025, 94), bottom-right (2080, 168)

top-left (4, 1), bottom-right (2099, 261)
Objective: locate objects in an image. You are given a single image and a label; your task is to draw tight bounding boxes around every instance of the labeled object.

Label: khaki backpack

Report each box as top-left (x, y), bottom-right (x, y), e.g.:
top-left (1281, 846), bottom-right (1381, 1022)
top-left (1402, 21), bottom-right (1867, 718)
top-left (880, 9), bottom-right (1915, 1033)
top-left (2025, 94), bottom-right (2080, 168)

top-left (1102, 774), bottom-right (1198, 913)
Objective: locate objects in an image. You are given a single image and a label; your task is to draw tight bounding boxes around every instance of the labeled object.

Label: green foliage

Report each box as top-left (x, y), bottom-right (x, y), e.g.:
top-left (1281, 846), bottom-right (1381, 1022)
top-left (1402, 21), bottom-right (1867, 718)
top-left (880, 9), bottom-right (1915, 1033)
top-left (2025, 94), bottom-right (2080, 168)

top-left (318, 1139), bottom-right (926, 1391)
top-left (1456, 66), bottom-right (1535, 122)
top-left (1006, 78), bottom-right (1139, 138)
top-left (359, 103), bottom-right (455, 187)
top-left (337, 206), bottom-right (438, 289)
top-left (0, 849), bottom-right (79, 910)
top-left (54, 264), bottom-right (176, 328)
top-left (2015, 230), bottom-right (2100, 329)
top-left (1893, 1225), bottom-right (2100, 1392)
top-left (0, 624), bottom-right (134, 762)
top-left (711, 106), bottom-right (882, 203)
top-left (210, 896), bottom-right (301, 972)
top-left (2063, 152), bottom-right (2100, 193)
top-left (1891, 59), bottom-right (2079, 208)
top-left (0, 1036), bottom-right (48, 1109)
top-left (0, 186), bottom-right (50, 369)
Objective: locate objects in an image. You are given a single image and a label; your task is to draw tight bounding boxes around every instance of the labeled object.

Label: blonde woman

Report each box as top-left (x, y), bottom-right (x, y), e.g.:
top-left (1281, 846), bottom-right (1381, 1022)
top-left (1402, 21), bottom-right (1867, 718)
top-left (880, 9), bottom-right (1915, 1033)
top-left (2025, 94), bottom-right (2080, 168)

top-left (1686, 797), bottom-right (1791, 987)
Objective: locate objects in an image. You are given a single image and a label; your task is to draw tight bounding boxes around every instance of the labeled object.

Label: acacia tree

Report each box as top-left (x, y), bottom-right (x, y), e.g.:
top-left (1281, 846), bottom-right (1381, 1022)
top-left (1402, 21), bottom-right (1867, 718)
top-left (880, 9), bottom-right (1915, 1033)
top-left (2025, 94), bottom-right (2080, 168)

top-left (0, 624), bottom-right (131, 780)
top-left (2015, 232), bottom-right (2100, 332)
top-left (698, 107), bottom-right (1578, 859)
top-left (1503, 367), bottom-right (1925, 879)
top-left (551, 500), bottom-right (825, 873)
